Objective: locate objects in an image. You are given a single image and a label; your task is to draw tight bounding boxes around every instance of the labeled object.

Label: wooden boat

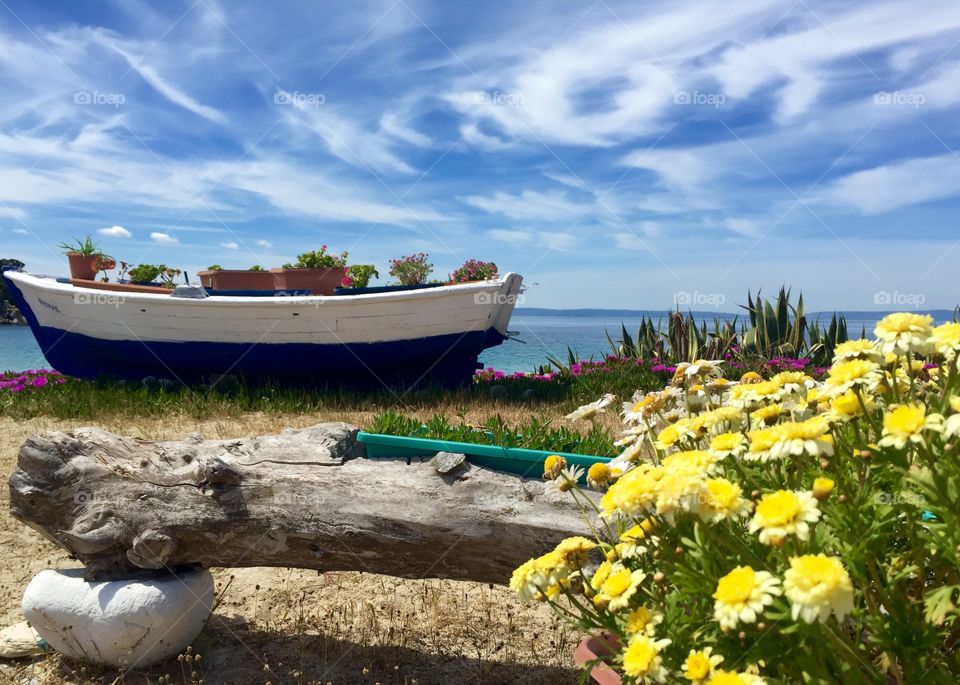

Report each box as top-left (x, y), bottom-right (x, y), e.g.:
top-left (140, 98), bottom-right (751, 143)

top-left (3, 270), bottom-right (523, 386)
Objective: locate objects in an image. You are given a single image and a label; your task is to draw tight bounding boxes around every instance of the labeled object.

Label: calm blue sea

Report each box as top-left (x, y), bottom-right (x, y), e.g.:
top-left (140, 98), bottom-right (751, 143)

top-left (0, 313), bottom-right (899, 375)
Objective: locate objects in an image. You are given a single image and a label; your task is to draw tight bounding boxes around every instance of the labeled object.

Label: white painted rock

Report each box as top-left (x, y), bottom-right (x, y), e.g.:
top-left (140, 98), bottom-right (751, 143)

top-left (22, 568), bottom-right (213, 667)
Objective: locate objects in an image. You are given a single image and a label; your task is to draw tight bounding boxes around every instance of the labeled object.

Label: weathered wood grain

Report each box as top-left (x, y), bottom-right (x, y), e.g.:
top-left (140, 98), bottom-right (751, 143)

top-left (9, 423), bottom-right (595, 583)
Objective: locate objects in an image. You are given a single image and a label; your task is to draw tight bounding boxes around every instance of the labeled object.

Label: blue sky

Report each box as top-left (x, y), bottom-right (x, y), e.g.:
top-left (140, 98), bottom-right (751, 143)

top-left (0, 0), bottom-right (958, 311)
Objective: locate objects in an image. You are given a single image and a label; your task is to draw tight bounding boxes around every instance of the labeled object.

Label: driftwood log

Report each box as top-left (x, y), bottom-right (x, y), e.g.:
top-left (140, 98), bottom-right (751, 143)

top-left (9, 423), bottom-right (595, 583)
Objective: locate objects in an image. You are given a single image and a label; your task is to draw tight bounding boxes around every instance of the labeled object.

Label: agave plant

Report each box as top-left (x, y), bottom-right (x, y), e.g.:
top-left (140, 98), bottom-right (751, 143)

top-left (740, 287), bottom-right (808, 359)
top-left (807, 312), bottom-right (849, 366)
top-left (600, 288), bottom-right (850, 369)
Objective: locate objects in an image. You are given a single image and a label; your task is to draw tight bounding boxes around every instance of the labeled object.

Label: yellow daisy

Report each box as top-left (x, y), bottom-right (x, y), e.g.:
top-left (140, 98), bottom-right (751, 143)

top-left (705, 670), bottom-right (768, 685)
top-left (712, 565), bottom-right (781, 631)
top-left (749, 490), bottom-right (821, 545)
top-left (683, 647), bottom-right (724, 682)
top-left (878, 403), bottom-right (944, 450)
top-left (594, 564), bottom-right (645, 610)
top-left (697, 478), bottom-right (753, 522)
top-left (543, 454), bottom-right (567, 480)
top-left (708, 432), bottom-right (747, 459)
top-left (822, 359), bottom-right (882, 397)
top-left (931, 322), bottom-right (960, 359)
top-left (625, 605), bottom-right (663, 637)
top-left (552, 536), bottom-right (596, 567)
top-left (832, 338), bottom-right (882, 363)
top-left (587, 462), bottom-right (613, 489)
top-left (783, 554), bottom-right (854, 623)
top-left (622, 634), bottom-right (672, 682)
top-left (874, 312), bottom-right (934, 356)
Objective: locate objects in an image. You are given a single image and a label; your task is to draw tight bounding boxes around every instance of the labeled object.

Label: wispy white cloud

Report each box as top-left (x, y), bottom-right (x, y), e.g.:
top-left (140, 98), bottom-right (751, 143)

top-left (461, 189), bottom-right (590, 222)
top-left (256, 239), bottom-right (272, 248)
top-left (0, 207), bottom-right (26, 220)
top-left (486, 227), bottom-right (578, 251)
top-left (817, 154), bottom-right (960, 214)
top-left (221, 241), bottom-right (239, 249)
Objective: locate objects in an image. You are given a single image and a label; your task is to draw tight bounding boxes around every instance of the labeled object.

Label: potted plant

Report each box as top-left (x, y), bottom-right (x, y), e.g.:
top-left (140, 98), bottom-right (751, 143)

top-left (196, 263), bottom-right (278, 291)
top-left (272, 246), bottom-right (348, 295)
top-left (94, 254), bottom-right (116, 282)
top-left (127, 264), bottom-right (182, 289)
top-left (449, 259), bottom-right (498, 284)
top-left (58, 236), bottom-right (112, 281)
top-left (389, 252), bottom-right (432, 286)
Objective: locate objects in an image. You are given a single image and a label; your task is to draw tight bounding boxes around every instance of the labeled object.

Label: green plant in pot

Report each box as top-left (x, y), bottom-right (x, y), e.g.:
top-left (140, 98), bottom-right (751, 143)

top-left (127, 264), bottom-right (181, 288)
top-left (58, 236), bottom-right (112, 281)
top-left (273, 245), bottom-right (349, 295)
top-left (388, 252), bottom-right (433, 286)
top-left (342, 264), bottom-right (379, 289)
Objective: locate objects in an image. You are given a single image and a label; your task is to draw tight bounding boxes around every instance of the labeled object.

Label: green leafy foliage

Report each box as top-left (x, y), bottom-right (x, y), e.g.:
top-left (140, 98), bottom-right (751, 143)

top-left (57, 235), bottom-right (105, 257)
top-left (346, 264), bottom-right (379, 288)
top-left (292, 246), bottom-right (347, 269)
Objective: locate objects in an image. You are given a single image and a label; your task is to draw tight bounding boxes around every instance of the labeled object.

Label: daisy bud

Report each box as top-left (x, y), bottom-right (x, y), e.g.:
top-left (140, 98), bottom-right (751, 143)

top-left (812, 478), bottom-right (835, 501)
top-left (751, 490), bottom-right (761, 500)
top-left (675, 546), bottom-right (684, 555)
top-left (838, 494), bottom-right (848, 503)
top-left (757, 622), bottom-right (766, 630)
top-left (819, 458), bottom-right (830, 470)
top-left (654, 572), bottom-right (666, 584)
top-left (738, 631), bottom-right (747, 640)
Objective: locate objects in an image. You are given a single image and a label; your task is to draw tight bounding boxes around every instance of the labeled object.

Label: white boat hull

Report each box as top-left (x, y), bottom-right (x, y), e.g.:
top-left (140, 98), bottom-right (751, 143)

top-left (3, 271), bottom-right (523, 386)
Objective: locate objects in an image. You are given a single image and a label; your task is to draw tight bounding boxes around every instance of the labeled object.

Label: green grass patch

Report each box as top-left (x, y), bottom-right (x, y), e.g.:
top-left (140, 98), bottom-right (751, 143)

top-left (367, 409), bottom-right (617, 456)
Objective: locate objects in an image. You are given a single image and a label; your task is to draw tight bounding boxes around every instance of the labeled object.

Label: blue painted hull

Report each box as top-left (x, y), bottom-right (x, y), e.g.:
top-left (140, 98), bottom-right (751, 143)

top-left (6, 275), bottom-right (504, 387)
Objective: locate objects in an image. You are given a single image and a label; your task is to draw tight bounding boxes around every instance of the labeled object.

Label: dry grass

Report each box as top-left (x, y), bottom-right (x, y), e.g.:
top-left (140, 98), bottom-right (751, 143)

top-left (0, 414), bottom-right (583, 685)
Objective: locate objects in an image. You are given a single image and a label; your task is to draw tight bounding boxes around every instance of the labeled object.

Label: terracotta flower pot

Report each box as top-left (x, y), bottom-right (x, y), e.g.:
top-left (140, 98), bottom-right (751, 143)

top-left (66, 253), bottom-right (100, 281)
top-left (573, 633), bottom-right (622, 685)
top-left (196, 270), bottom-right (279, 291)
top-left (271, 267), bottom-right (346, 295)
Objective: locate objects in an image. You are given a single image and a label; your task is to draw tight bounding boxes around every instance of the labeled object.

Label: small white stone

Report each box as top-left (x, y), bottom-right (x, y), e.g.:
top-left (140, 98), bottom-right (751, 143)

top-left (22, 568), bottom-right (213, 667)
top-left (0, 620), bottom-right (47, 658)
